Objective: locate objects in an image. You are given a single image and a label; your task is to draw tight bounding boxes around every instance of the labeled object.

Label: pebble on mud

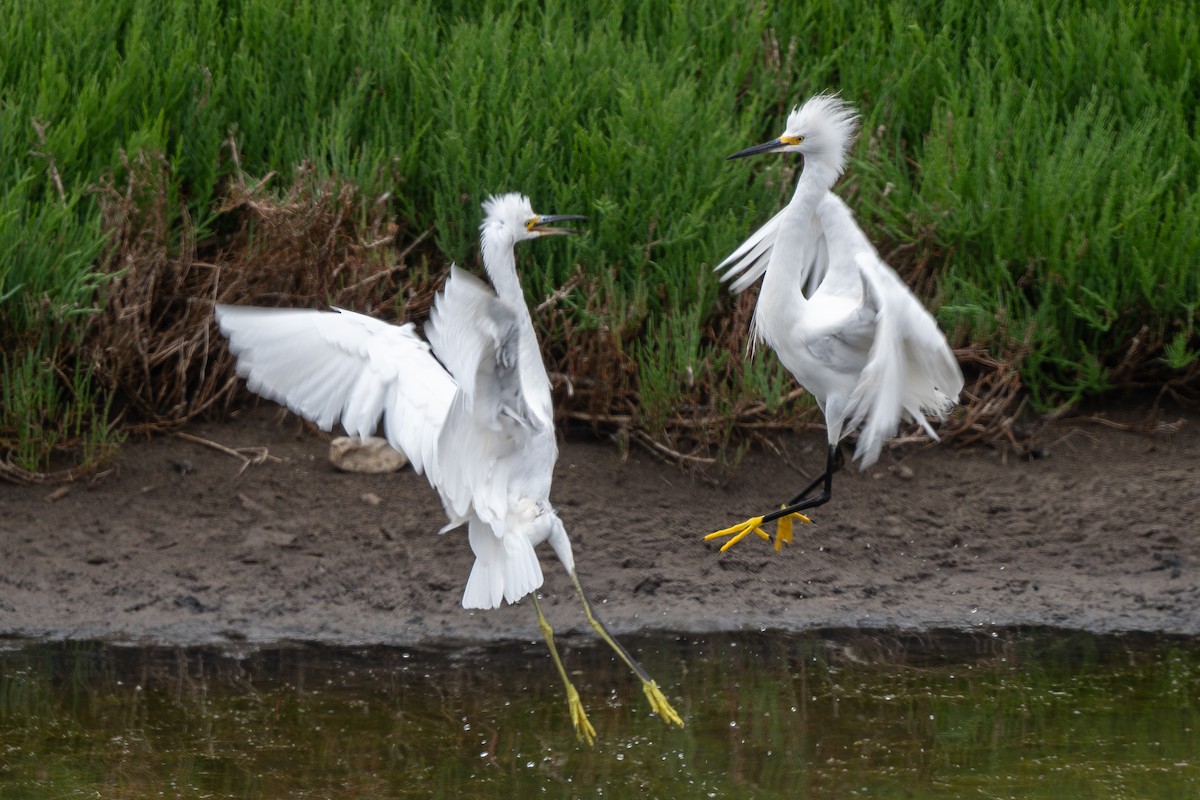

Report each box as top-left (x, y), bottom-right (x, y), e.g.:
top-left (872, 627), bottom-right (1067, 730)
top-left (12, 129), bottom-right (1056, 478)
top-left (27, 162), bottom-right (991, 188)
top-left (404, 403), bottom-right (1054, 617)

top-left (329, 436), bottom-right (408, 474)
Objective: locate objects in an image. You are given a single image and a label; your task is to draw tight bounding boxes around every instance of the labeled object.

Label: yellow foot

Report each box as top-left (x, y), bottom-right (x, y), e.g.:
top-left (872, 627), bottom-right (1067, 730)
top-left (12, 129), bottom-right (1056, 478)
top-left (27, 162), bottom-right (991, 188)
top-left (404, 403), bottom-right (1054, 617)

top-left (773, 507), bottom-right (813, 552)
top-left (641, 679), bottom-right (684, 728)
top-left (565, 683), bottom-right (597, 746)
top-left (703, 516), bottom-right (770, 552)
top-left (704, 511), bottom-right (812, 553)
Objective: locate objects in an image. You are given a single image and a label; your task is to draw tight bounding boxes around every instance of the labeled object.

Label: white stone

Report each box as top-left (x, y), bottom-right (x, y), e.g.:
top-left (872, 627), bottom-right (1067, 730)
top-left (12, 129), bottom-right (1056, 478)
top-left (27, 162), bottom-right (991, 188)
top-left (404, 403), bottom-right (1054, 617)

top-left (328, 436), bottom-right (408, 473)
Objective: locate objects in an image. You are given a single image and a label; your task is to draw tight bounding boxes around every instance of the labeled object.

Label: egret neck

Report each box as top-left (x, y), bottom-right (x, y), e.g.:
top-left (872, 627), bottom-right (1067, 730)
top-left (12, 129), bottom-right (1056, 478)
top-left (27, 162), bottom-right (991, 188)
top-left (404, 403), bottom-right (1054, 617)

top-left (756, 159), bottom-right (839, 349)
top-left (480, 225), bottom-right (554, 432)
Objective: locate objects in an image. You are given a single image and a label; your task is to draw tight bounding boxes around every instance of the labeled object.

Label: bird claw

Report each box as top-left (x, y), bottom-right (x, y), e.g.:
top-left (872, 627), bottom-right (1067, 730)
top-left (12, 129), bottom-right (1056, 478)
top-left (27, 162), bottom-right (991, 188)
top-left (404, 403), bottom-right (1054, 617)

top-left (704, 511), bottom-right (811, 553)
top-left (773, 507), bottom-right (812, 552)
top-left (565, 683), bottom-right (597, 746)
top-left (703, 516), bottom-right (770, 552)
top-left (641, 679), bottom-right (684, 728)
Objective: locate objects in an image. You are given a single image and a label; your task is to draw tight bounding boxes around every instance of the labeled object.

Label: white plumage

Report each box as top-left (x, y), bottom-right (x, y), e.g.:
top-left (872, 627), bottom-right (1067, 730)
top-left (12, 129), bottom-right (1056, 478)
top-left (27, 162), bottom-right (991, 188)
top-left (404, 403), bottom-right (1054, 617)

top-left (216, 196), bottom-right (574, 610)
top-left (212, 305), bottom-right (453, 481)
top-left (707, 94), bottom-right (964, 552)
top-left (215, 192), bottom-right (680, 742)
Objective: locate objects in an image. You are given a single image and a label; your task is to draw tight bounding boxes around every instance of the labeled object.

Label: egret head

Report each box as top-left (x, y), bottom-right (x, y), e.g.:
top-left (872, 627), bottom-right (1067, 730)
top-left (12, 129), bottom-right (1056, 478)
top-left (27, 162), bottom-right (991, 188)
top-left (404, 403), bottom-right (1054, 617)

top-left (727, 94), bottom-right (861, 175)
top-left (480, 193), bottom-right (585, 247)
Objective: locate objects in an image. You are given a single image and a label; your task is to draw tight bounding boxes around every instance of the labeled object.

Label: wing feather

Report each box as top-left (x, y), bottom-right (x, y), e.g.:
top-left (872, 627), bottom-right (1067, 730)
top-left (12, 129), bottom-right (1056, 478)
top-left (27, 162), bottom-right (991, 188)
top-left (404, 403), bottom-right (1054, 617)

top-left (717, 206), bottom-right (828, 297)
top-left (844, 250), bottom-right (963, 467)
top-left (214, 304), bottom-right (454, 479)
top-left (425, 266), bottom-right (545, 535)
top-left (797, 193), bottom-right (963, 467)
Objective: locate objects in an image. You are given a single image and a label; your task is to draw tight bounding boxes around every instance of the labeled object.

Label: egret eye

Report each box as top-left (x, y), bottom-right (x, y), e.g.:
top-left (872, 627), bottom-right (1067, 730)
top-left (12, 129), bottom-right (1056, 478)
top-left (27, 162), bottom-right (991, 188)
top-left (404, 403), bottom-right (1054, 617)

top-left (525, 217), bottom-right (539, 231)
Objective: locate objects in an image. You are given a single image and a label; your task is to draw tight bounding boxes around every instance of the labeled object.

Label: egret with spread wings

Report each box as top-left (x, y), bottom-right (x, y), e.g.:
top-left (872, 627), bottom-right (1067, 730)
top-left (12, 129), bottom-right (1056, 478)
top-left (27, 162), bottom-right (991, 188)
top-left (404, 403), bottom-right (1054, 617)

top-left (706, 95), bottom-right (963, 552)
top-left (216, 193), bottom-right (682, 744)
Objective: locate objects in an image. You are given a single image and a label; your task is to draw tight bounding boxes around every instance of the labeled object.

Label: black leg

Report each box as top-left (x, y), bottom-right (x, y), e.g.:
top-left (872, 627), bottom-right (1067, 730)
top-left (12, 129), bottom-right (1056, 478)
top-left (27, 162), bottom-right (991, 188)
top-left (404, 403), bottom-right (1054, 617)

top-left (703, 442), bottom-right (843, 552)
top-left (763, 443), bottom-right (838, 524)
top-left (784, 443), bottom-right (845, 505)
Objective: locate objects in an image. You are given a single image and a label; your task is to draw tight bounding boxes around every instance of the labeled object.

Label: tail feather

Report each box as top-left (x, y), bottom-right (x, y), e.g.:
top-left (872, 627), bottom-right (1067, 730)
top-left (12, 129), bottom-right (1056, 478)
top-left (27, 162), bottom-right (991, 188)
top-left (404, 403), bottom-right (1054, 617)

top-left (462, 554), bottom-right (505, 610)
top-left (461, 516), bottom-right (543, 609)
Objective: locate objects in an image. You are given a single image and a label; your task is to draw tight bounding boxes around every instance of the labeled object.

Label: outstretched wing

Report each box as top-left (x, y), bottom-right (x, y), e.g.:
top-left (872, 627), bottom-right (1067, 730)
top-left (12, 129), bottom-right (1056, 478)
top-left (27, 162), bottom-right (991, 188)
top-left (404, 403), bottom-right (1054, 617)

top-left (425, 266), bottom-right (552, 535)
top-left (214, 304), bottom-right (455, 479)
top-left (716, 205), bottom-right (828, 297)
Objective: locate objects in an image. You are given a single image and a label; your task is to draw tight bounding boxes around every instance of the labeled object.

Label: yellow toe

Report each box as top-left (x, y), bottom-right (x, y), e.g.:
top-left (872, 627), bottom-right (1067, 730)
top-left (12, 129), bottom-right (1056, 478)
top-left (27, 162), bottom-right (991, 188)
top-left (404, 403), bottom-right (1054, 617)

top-left (773, 508), bottom-right (813, 552)
top-left (704, 516), bottom-right (763, 541)
top-left (774, 514), bottom-right (792, 551)
top-left (704, 517), bottom-right (769, 552)
top-left (642, 680), bottom-right (684, 728)
top-left (566, 684), bottom-right (597, 746)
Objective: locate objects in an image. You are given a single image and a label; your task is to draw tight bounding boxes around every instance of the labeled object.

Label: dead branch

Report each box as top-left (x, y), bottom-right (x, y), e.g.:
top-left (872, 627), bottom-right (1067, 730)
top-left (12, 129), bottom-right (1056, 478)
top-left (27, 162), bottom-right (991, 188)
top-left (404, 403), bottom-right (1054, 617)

top-left (1077, 413), bottom-right (1187, 435)
top-left (535, 266), bottom-right (584, 314)
top-left (0, 457), bottom-right (101, 486)
top-left (175, 431), bottom-right (283, 474)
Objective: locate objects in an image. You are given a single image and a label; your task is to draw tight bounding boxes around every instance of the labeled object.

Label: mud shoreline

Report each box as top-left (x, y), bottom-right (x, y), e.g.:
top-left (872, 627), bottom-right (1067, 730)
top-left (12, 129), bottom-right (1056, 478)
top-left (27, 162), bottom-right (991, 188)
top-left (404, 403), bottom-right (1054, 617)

top-left (2, 405), bottom-right (1197, 647)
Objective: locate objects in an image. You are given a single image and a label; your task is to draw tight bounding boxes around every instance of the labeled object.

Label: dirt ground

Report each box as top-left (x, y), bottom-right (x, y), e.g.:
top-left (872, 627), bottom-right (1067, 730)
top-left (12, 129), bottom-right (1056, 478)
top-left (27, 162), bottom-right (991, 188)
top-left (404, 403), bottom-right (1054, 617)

top-left (1, 402), bottom-right (1197, 647)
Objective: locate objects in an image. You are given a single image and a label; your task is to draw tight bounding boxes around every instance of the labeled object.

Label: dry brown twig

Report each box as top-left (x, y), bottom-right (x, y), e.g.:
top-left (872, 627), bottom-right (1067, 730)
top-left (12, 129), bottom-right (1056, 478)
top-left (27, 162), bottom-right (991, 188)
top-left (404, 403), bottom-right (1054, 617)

top-left (175, 431), bottom-right (283, 474)
top-left (535, 265), bottom-right (584, 314)
top-left (1077, 413), bottom-right (1187, 435)
top-left (0, 457), bottom-right (109, 486)
top-left (29, 117), bottom-right (66, 203)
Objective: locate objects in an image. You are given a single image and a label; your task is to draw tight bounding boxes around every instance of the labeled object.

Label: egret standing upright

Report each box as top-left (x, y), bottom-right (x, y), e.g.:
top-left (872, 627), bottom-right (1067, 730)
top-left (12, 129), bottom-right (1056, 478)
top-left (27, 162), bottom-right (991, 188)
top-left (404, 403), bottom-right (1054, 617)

top-left (215, 193), bottom-right (682, 744)
top-left (705, 95), bottom-right (963, 552)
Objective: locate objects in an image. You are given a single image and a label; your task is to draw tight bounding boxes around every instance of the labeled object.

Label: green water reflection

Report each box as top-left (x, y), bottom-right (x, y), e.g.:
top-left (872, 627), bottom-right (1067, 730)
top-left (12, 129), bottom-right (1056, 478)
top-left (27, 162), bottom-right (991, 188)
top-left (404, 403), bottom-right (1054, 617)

top-left (1, 630), bottom-right (1197, 798)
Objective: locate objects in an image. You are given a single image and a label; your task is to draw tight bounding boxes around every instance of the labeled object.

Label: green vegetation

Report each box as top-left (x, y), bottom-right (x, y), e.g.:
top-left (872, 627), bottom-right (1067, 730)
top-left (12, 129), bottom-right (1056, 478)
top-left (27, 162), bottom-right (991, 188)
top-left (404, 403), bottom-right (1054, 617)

top-left (2, 0), bottom-right (1196, 473)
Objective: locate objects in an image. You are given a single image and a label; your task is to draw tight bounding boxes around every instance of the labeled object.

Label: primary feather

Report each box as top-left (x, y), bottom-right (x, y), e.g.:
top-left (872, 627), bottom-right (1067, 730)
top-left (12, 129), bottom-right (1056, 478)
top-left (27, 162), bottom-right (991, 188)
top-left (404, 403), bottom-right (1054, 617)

top-left (214, 304), bottom-right (454, 479)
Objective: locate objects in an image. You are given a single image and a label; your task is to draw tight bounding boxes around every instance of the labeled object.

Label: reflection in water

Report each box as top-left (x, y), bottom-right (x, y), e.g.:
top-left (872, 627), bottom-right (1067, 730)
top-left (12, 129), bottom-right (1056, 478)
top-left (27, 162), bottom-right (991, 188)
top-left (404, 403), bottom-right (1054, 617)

top-left (1, 630), bottom-right (1197, 798)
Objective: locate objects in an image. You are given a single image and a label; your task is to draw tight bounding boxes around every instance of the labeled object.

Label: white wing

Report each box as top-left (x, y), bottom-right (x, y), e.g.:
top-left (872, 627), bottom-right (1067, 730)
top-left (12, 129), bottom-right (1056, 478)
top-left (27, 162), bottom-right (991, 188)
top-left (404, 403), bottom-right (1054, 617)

top-left (425, 266), bottom-right (551, 536)
top-left (840, 256), bottom-right (964, 468)
top-left (716, 205), bottom-right (829, 297)
top-left (214, 304), bottom-right (455, 479)
top-left (773, 194), bottom-right (962, 468)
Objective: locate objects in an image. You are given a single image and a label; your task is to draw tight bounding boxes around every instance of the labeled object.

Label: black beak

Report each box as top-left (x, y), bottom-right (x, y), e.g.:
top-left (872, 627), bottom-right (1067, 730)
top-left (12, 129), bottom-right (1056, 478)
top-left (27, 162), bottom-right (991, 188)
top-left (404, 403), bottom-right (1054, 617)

top-left (726, 138), bottom-right (787, 161)
top-left (532, 214), bottom-right (587, 236)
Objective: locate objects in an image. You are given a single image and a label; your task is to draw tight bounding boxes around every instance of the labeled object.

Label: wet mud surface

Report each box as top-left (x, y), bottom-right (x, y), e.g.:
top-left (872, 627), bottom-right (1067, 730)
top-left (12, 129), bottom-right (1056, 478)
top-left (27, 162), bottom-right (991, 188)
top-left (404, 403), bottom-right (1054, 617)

top-left (2, 404), bottom-right (1197, 646)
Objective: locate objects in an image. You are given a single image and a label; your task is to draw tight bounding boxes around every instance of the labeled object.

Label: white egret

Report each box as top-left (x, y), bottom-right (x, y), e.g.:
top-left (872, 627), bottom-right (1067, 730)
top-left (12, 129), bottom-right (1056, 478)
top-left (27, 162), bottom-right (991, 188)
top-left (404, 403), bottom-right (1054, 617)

top-left (706, 95), bottom-right (963, 552)
top-left (215, 193), bottom-right (682, 744)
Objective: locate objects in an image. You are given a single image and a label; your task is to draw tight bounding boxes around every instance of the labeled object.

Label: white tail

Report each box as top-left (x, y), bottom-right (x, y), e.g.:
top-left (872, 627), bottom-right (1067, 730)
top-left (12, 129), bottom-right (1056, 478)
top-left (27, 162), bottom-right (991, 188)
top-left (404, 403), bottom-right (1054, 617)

top-left (461, 516), bottom-right (544, 609)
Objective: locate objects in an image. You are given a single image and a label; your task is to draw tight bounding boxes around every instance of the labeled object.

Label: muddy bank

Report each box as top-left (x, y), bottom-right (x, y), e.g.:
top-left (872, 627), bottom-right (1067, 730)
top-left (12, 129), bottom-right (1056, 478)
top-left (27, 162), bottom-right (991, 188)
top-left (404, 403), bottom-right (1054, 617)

top-left (1, 405), bottom-right (1197, 646)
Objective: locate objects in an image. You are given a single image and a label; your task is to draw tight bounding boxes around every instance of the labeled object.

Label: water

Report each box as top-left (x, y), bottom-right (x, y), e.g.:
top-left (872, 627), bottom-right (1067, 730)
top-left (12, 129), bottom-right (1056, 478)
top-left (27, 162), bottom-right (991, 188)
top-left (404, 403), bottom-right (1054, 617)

top-left (1, 630), bottom-right (1197, 799)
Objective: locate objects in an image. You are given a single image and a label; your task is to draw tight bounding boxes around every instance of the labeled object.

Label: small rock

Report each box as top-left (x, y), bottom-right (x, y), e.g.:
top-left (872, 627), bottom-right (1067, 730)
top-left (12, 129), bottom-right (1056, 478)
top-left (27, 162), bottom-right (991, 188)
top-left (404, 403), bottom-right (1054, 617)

top-left (44, 486), bottom-right (70, 503)
top-left (329, 436), bottom-right (408, 473)
top-left (361, 492), bottom-right (382, 506)
top-left (895, 464), bottom-right (914, 480)
top-left (242, 528), bottom-right (297, 548)
top-left (175, 595), bottom-right (212, 614)
top-left (237, 493), bottom-right (274, 516)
